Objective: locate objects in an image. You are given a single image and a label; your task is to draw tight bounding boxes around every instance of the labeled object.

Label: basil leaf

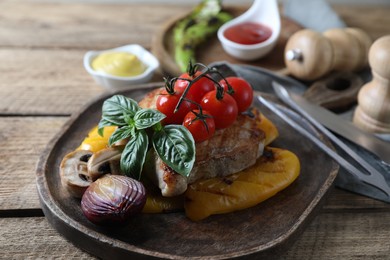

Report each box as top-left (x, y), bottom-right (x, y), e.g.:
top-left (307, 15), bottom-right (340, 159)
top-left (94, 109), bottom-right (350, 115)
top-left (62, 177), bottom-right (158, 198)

top-left (108, 125), bottom-right (134, 146)
top-left (101, 95), bottom-right (140, 126)
top-left (152, 125), bottom-right (195, 177)
top-left (97, 118), bottom-right (115, 136)
top-left (120, 130), bottom-right (149, 180)
top-left (134, 108), bottom-right (166, 130)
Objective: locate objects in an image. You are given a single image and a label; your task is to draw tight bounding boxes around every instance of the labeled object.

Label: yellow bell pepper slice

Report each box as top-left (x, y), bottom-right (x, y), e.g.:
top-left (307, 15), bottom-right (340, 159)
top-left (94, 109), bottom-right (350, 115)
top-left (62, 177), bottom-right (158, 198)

top-left (77, 126), bottom-right (117, 153)
top-left (141, 177), bottom-right (185, 213)
top-left (143, 193), bottom-right (185, 214)
top-left (258, 112), bottom-right (279, 146)
top-left (184, 147), bottom-right (300, 221)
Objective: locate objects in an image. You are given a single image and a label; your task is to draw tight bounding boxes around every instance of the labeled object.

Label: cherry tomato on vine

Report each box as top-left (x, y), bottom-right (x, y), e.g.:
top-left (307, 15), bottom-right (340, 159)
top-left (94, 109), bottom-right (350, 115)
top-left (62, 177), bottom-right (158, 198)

top-left (200, 90), bottom-right (238, 129)
top-left (183, 110), bottom-right (216, 143)
top-left (156, 89), bottom-right (196, 125)
top-left (174, 71), bottom-right (215, 103)
top-left (219, 77), bottom-right (254, 113)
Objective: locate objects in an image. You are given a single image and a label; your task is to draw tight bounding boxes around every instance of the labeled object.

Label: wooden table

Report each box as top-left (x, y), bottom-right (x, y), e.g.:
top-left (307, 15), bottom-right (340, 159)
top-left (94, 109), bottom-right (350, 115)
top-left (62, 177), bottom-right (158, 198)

top-left (1, 1), bottom-right (390, 258)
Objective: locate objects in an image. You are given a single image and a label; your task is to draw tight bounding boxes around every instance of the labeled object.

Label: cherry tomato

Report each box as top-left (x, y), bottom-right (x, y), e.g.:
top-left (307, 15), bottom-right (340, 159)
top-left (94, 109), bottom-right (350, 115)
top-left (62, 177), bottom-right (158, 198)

top-left (220, 77), bottom-right (254, 113)
top-left (200, 90), bottom-right (238, 129)
top-left (174, 71), bottom-right (215, 103)
top-left (183, 110), bottom-right (216, 143)
top-left (156, 89), bottom-right (196, 125)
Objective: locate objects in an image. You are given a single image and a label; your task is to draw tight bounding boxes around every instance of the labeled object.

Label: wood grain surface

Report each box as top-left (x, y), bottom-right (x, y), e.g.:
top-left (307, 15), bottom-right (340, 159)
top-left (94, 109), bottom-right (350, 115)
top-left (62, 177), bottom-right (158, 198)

top-left (1, 1), bottom-right (390, 259)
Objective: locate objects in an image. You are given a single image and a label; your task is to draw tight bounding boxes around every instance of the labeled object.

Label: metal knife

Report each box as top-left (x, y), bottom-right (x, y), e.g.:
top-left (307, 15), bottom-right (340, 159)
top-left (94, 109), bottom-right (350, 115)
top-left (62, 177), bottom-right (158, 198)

top-left (271, 82), bottom-right (390, 165)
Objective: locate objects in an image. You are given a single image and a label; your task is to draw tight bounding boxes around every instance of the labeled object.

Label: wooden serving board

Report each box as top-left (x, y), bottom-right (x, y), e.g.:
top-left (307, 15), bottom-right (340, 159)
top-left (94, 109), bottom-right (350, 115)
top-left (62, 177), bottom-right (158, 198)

top-left (36, 76), bottom-right (338, 259)
top-left (152, 6), bottom-right (303, 76)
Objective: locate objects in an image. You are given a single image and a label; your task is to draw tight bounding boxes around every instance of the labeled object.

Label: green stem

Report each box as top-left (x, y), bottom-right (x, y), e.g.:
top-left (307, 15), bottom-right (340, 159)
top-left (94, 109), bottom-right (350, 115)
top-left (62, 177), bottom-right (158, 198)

top-left (153, 122), bottom-right (163, 132)
top-left (174, 62), bottom-right (231, 111)
top-left (173, 69), bottom-right (210, 113)
top-left (210, 67), bottom-right (235, 95)
top-left (190, 109), bottom-right (213, 133)
top-left (163, 77), bottom-right (175, 95)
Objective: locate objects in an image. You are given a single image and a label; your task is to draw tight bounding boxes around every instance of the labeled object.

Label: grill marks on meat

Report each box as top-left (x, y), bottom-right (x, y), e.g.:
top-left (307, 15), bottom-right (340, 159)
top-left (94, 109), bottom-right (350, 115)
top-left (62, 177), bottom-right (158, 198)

top-left (140, 87), bottom-right (266, 197)
top-left (188, 111), bottom-right (265, 184)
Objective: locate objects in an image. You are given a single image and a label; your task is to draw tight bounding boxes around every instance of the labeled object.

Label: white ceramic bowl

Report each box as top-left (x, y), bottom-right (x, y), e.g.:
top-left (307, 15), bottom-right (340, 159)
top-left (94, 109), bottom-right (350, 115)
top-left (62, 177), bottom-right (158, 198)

top-left (84, 44), bottom-right (159, 90)
top-left (217, 0), bottom-right (281, 61)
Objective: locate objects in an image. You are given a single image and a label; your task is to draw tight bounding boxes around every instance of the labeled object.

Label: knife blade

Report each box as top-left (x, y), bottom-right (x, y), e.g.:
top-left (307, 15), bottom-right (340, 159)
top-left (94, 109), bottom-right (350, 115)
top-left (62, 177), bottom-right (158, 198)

top-left (258, 95), bottom-right (390, 198)
top-left (286, 87), bottom-right (390, 165)
top-left (272, 81), bottom-right (390, 167)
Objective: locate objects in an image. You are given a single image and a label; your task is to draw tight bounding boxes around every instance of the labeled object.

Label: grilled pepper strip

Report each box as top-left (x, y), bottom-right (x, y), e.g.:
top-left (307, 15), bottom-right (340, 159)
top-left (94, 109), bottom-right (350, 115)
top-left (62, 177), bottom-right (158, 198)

top-left (174, 0), bottom-right (232, 72)
top-left (185, 147), bottom-right (301, 221)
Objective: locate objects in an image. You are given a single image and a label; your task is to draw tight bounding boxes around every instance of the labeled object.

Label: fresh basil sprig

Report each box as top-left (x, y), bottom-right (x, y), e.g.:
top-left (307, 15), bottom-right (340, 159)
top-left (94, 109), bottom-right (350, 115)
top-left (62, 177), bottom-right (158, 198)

top-left (97, 95), bottom-right (195, 180)
top-left (153, 125), bottom-right (196, 177)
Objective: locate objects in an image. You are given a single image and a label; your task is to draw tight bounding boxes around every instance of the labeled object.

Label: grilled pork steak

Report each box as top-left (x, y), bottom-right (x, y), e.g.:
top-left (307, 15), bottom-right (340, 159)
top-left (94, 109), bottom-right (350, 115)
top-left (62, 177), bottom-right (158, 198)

top-left (140, 87), bottom-right (265, 197)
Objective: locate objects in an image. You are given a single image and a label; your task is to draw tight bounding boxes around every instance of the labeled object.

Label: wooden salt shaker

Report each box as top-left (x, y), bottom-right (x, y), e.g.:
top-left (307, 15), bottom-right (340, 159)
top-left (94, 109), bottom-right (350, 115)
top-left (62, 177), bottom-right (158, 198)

top-left (284, 28), bottom-right (372, 81)
top-left (353, 35), bottom-right (390, 133)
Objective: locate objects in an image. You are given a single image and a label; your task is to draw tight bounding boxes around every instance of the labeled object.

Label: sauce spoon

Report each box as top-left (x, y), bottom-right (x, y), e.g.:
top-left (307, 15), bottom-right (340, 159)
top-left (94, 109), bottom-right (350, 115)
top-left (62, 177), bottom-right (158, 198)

top-left (217, 0), bottom-right (281, 61)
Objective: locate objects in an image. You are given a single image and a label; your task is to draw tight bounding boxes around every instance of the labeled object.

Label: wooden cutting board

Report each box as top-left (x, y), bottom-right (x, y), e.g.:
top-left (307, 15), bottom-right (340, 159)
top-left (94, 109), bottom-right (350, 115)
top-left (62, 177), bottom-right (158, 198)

top-left (152, 6), bottom-right (303, 76)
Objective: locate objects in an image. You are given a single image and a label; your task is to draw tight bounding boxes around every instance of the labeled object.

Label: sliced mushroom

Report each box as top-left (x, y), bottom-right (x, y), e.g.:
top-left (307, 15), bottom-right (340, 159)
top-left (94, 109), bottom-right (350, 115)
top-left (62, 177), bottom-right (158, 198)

top-left (60, 150), bottom-right (93, 198)
top-left (87, 147), bottom-right (122, 178)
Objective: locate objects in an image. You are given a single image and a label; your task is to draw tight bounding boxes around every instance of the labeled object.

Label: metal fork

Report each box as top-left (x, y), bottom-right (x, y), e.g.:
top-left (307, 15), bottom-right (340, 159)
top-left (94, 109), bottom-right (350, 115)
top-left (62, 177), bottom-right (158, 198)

top-left (258, 91), bottom-right (390, 198)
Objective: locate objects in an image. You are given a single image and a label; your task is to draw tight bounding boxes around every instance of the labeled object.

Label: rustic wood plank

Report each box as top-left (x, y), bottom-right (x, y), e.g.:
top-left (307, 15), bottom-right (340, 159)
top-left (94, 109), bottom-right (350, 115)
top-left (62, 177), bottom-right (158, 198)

top-left (0, 217), bottom-right (93, 259)
top-left (323, 188), bottom-right (390, 212)
top-left (0, 2), bottom-right (388, 50)
top-left (0, 48), bottom-right (104, 115)
top-left (283, 212), bottom-right (390, 259)
top-left (0, 117), bottom-right (67, 210)
top-left (0, 48), bottom-right (164, 115)
top-left (0, 2), bottom-right (189, 49)
top-left (2, 212), bottom-right (390, 259)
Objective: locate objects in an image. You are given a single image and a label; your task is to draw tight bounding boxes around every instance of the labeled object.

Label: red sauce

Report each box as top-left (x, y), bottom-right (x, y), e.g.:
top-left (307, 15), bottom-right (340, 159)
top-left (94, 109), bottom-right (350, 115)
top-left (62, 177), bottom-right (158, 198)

top-left (224, 22), bottom-right (272, 45)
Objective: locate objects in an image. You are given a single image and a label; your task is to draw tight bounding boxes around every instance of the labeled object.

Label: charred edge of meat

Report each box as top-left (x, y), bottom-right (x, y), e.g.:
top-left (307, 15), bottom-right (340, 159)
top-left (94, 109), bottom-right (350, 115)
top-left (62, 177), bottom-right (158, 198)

top-left (260, 147), bottom-right (276, 163)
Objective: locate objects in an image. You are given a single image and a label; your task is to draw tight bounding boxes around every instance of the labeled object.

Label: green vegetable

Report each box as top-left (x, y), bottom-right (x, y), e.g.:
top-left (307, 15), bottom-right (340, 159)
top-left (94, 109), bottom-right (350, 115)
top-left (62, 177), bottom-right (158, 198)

top-left (98, 95), bottom-right (195, 180)
top-left (174, 0), bottom-right (232, 72)
top-left (120, 130), bottom-right (149, 180)
top-left (153, 125), bottom-right (195, 177)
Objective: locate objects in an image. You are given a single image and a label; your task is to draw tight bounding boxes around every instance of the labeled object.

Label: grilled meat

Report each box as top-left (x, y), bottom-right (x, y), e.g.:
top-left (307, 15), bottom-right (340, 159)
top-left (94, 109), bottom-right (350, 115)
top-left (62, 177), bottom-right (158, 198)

top-left (140, 87), bottom-right (265, 197)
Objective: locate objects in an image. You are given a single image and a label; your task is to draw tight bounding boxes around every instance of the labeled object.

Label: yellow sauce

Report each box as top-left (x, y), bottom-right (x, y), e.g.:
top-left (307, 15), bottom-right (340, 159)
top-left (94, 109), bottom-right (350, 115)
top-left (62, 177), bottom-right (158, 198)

top-left (92, 52), bottom-right (146, 77)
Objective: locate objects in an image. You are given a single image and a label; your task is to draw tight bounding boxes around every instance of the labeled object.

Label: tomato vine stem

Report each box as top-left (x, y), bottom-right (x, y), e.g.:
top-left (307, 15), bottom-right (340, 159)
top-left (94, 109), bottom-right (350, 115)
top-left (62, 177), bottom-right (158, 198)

top-left (174, 63), bottom-right (228, 112)
top-left (189, 109), bottom-right (213, 133)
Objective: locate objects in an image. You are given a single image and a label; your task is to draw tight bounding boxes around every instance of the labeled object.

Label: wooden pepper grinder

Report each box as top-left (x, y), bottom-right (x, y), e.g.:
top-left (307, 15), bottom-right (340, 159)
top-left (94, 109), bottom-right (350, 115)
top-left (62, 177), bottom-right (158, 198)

top-left (284, 28), bottom-right (372, 81)
top-left (353, 35), bottom-right (390, 133)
